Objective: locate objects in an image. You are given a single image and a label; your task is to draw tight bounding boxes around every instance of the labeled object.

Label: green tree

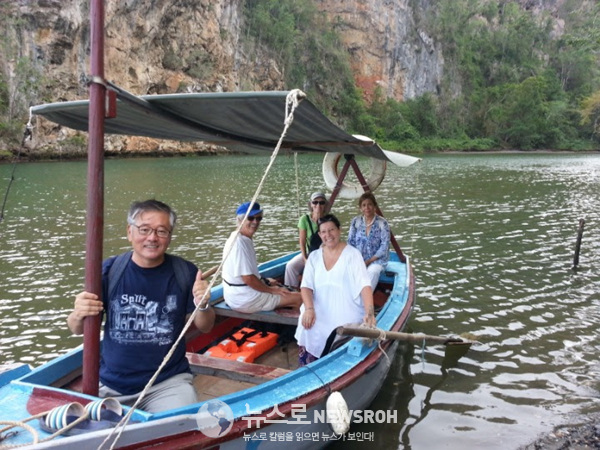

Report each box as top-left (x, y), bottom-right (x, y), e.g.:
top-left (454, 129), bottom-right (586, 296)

top-left (243, 0), bottom-right (362, 127)
top-left (580, 91), bottom-right (600, 142)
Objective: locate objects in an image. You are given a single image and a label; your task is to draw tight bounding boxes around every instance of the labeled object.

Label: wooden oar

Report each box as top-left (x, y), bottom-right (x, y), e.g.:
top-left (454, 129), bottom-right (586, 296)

top-left (336, 325), bottom-right (475, 346)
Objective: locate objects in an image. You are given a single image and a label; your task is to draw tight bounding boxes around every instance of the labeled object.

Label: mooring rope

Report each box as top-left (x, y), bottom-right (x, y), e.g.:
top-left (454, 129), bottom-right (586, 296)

top-left (0, 407), bottom-right (90, 449)
top-left (357, 323), bottom-right (391, 366)
top-left (100, 89), bottom-right (306, 450)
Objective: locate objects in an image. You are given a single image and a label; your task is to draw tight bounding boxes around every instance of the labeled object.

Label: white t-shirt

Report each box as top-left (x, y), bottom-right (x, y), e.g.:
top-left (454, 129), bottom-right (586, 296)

top-left (222, 231), bottom-right (261, 309)
top-left (295, 244), bottom-right (370, 357)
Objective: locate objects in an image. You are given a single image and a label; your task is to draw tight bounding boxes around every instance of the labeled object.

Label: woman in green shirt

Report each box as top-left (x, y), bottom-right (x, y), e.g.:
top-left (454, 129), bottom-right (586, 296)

top-left (284, 192), bottom-right (329, 288)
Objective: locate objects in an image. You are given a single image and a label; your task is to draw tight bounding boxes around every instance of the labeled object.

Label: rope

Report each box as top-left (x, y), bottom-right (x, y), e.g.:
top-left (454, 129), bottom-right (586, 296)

top-left (294, 152), bottom-right (300, 220)
top-left (358, 323), bottom-right (391, 366)
top-left (100, 88), bottom-right (306, 450)
top-left (0, 421), bottom-right (38, 449)
top-left (0, 408), bottom-right (90, 449)
top-left (0, 109), bottom-right (32, 224)
top-left (301, 365), bottom-right (331, 396)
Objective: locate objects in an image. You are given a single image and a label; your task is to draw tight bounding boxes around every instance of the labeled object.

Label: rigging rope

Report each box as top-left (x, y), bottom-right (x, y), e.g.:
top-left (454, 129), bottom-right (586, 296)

top-left (0, 407), bottom-right (89, 449)
top-left (101, 89), bottom-right (306, 450)
top-left (0, 108), bottom-right (33, 224)
top-left (294, 152), bottom-right (300, 220)
top-left (408, 160), bottom-right (421, 258)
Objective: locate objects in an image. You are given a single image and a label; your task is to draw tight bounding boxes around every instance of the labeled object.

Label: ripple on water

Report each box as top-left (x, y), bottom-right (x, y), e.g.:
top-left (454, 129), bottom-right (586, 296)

top-left (2, 154), bottom-right (600, 450)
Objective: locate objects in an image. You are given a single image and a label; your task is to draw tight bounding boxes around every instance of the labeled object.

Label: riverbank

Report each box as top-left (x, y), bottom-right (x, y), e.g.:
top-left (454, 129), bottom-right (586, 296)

top-left (1, 146), bottom-right (598, 164)
top-left (520, 414), bottom-right (600, 450)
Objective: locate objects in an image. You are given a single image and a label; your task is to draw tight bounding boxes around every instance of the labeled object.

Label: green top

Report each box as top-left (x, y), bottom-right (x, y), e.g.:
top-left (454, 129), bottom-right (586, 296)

top-left (298, 214), bottom-right (318, 254)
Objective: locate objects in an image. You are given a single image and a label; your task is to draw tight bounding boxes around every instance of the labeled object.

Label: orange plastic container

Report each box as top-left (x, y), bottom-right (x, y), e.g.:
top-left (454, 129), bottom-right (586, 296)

top-left (205, 328), bottom-right (278, 363)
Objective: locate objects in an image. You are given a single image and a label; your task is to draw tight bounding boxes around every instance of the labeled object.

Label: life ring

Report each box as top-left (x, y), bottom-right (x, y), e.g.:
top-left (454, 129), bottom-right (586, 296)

top-left (322, 152), bottom-right (387, 199)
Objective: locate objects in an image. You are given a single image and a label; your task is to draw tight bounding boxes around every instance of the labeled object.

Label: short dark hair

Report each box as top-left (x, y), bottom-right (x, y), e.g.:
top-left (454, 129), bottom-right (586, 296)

top-left (317, 214), bottom-right (341, 230)
top-left (127, 199), bottom-right (177, 228)
top-left (358, 192), bottom-right (378, 208)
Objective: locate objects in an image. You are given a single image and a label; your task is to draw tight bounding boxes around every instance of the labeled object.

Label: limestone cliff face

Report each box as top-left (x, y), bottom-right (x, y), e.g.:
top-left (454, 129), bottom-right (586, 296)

top-left (14, 0), bottom-right (447, 153)
top-left (315, 0), bottom-right (443, 102)
top-left (17, 0), bottom-right (273, 153)
top-left (9, 0), bottom-right (564, 154)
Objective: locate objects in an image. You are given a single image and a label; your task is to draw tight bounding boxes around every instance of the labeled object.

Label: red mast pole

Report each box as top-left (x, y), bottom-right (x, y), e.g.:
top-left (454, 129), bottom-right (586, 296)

top-left (82, 0), bottom-right (105, 396)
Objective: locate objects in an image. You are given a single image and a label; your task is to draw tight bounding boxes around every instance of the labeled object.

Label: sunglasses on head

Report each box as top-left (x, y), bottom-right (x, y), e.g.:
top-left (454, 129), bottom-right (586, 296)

top-left (312, 200), bottom-right (326, 205)
top-left (248, 215), bottom-right (263, 222)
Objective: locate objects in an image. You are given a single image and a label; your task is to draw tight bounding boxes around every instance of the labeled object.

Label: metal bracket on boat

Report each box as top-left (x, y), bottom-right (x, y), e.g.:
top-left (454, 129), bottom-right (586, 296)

top-left (80, 75), bottom-right (117, 119)
top-left (82, 75), bottom-right (108, 88)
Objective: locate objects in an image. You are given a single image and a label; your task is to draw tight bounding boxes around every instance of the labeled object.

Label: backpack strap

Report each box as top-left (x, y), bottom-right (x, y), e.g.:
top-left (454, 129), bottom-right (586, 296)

top-left (170, 254), bottom-right (192, 297)
top-left (108, 251), bottom-right (133, 302)
top-left (107, 251), bottom-right (192, 301)
top-left (305, 214), bottom-right (316, 235)
top-left (305, 215), bottom-right (316, 253)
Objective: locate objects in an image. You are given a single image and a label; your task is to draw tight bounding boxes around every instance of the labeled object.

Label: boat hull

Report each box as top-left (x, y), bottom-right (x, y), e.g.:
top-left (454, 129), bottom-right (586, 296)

top-left (0, 252), bottom-right (414, 448)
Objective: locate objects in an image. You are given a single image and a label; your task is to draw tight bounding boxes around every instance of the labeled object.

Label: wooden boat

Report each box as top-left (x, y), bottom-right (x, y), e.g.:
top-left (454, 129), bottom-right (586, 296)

top-left (0, 2), bottom-right (420, 448)
top-left (0, 250), bottom-right (415, 448)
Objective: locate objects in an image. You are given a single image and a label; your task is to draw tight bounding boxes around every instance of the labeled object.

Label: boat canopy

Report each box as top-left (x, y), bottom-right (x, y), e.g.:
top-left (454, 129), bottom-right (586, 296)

top-left (31, 85), bottom-right (419, 166)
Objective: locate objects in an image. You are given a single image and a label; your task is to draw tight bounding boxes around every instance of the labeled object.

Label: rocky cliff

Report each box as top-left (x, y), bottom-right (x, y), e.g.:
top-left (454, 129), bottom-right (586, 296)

top-left (8, 0), bottom-right (447, 154)
top-left (7, 0), bottom-right (565, 155)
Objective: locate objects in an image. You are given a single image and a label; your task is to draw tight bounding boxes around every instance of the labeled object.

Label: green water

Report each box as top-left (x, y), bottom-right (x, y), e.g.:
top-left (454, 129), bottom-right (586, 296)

top-left (1, 152), bottom-right (599, 449)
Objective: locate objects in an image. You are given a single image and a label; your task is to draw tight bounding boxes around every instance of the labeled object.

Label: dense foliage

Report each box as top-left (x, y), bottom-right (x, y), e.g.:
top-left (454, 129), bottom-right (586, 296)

top-left (243, 0), bottom-right (365, 130)
top-left (244, 0), bottom-right (600, 151)
top-left (1, 1), bottom-right (599, 154)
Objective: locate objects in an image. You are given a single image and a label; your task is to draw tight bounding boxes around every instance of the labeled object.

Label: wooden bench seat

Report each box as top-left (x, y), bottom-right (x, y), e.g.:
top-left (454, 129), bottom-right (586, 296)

top-left (186, 352), bottom-right (290, 384)
top-left (212, 300), bottom-right (300, 326)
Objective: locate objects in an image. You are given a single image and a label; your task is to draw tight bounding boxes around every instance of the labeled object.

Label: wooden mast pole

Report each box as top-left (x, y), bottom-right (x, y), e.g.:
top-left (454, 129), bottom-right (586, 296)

top-left (82, 0), bottom-right (105, 396)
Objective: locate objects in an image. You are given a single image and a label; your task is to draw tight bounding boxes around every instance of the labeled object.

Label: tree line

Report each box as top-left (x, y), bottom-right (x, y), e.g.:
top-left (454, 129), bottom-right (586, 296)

top-left (244, 0), bottom-right (600, 151)
top-left (1, 1), bottom-right (599, 156)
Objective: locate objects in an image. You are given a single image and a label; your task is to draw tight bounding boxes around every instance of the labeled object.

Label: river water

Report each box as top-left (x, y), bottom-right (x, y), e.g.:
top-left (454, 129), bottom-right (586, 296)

top-left (1, 152), bottom-right (599, 449)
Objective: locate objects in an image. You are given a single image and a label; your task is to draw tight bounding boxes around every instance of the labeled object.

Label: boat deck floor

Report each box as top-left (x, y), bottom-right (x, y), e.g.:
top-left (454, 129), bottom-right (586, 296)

top-left (191, 341), bottom-right (299, 401)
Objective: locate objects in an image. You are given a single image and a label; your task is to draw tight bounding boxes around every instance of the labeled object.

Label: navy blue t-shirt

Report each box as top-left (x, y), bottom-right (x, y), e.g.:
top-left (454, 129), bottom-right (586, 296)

top-left (99, 254), bottom-right (197, 395)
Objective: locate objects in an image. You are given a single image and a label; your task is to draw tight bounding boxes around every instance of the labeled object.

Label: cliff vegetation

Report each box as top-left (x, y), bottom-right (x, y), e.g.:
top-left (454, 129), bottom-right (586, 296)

top-left (1, 0), bottom-right (599, 161)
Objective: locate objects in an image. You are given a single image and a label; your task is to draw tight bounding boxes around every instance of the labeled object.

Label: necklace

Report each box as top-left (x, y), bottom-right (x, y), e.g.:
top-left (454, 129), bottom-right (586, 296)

top-left (365, 216), bottom-right (376, 228)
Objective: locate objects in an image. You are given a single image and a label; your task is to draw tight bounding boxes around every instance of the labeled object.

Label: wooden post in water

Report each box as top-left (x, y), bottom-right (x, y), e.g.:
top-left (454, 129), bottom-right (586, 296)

top-left (82, 0), bottom-right (105, 396)
top-left (573, 218), bottom-right (585, 269)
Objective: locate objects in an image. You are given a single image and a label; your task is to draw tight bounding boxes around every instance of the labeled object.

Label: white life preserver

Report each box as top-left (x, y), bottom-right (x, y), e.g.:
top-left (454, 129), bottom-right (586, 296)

top-left (322, 152), bottom-right (386, 199)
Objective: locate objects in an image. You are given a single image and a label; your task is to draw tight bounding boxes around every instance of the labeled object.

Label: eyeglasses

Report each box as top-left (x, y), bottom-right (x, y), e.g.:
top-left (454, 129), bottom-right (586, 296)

top-left (131, 224), bottom-right (172, 238)
top-left (312, 200), bottom-right (326, 205)
top-left (247, 216), bottom-right (263, 222)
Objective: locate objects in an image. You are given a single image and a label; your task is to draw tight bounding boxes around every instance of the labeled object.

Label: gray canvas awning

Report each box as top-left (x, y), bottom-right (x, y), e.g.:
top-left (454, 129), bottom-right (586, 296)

top-left (32, 86), bottom-right (419, 166)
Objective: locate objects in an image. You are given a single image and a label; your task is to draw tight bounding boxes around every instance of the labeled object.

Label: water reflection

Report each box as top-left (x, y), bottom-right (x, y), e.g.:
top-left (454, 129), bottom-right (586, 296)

top-left (1, 153), bottom-right (599, 448)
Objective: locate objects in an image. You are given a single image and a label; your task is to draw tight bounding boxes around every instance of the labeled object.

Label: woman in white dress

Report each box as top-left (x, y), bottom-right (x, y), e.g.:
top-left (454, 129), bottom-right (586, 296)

top-left (295, 214), bottom-right (376, 366)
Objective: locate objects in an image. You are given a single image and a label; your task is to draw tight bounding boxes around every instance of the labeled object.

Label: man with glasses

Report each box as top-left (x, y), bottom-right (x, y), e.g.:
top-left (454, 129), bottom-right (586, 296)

top-left (67, 199), bottom-right (215, 412)
top-left (222, 201), bottom-right (302, 313)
